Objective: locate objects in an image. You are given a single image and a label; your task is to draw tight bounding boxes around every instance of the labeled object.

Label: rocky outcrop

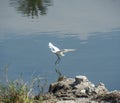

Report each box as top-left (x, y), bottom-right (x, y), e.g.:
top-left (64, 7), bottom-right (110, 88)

top-left (37, 75), bottom-right (120, 103)
top-left (49, 75), bottom-right (108, 100)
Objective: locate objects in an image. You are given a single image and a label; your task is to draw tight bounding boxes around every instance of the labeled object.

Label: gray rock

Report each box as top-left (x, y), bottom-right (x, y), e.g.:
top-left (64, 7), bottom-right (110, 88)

top-left (36, 75), bottom-right (120, 103)
top-left (94, 90), bottom-right (120, 103)
top-left (75, 75), bottom-right (88, 84)
top-left (95, 82), bottom-right (108, 95)
top-left (57, 100), bottom-right (76, 103)
top-left (49, 77), bottom-right (74, 94)
top-left (47, 75), bottom-right (110, 102)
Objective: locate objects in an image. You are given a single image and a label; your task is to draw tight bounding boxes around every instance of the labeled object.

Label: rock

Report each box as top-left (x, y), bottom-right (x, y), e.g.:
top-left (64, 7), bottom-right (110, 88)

top-left (75, 75), bottom-right (88, 84)
top-left (49, 77), bottom-right (74, 94)
top-left (37, 75), bottom-right (120, 103)
top-left (48, 75), bottom-right (109, 101)
top-left (57, 98), bottom-right (99, 103)
top-left (95, 82), bottom-right (108, 95)
top-left (48, 76), bottom-right (75, 100)
top-left (73, 89), bottom-right (88, 98)
top-left (57, 100), bottom-right (76, 103)
top-left (72, 75), bottom-right (96, 96)
top-left (95, 90), bottom-right (120, 103)
top-left (80, 89), bottom-right (86, 94)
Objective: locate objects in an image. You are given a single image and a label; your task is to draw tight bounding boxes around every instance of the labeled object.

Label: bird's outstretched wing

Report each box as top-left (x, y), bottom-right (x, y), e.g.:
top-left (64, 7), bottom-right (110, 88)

top-left (61, 49), bottom-right (76, 53)
top-left (56, 49), bottom-right (76, 56)
top-left (48, 42), bottom-right (60, 53)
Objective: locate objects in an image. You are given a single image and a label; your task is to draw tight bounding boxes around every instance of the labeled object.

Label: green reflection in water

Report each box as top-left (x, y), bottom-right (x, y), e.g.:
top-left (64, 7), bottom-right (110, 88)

top-left (10, 0), bottom-right (53, 18)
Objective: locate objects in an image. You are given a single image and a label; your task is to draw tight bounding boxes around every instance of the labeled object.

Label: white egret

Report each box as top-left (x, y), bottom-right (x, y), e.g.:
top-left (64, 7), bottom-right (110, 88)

top-left (48, 42), bottom-right (76, 77)
top-left (48, 42), bottom-right (75, 57)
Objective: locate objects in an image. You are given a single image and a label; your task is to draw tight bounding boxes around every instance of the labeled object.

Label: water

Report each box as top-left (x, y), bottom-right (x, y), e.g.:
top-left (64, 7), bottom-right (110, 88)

top-left (0, 0), bottom-right (120, 91)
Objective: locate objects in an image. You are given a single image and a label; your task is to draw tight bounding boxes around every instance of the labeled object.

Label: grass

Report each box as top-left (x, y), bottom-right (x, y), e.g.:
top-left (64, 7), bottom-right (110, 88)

top-left (0, 65), bottom-right (48, 103)
top-left (0, 80), bottom-right (32, 103)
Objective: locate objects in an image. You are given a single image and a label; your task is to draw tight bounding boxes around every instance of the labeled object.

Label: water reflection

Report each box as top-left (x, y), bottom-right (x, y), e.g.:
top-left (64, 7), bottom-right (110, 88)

top-left (10, 0), bottom-right (53, 18)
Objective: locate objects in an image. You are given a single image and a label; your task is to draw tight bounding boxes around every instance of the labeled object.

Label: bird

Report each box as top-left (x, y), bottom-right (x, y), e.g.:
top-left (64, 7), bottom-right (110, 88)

top-left (48, 42), bottom-right (76, 65)
top-left (48, 42), bottom-right (76, 57)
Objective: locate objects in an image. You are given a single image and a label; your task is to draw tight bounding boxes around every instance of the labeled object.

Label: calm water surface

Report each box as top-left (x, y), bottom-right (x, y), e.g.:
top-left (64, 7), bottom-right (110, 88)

top-left (0, 0), bottom-right (120, 91)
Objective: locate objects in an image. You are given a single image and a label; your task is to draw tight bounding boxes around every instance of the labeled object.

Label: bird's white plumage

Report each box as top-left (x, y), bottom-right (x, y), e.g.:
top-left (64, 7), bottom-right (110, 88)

top-left (48, 42), bottom-right (75, 56)
top-left (48, 42), bottom-right (60, 53)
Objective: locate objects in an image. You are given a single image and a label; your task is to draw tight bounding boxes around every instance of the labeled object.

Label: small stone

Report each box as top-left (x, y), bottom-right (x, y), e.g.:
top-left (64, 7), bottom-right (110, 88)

top-left (75, 75), bottom-right (88, 84)
top-left (80, 89), bottom-right (86, 94)
top-left (95, 82), bottom-right (108, 95)
top-left (98, 82), bottom-right (105, 86)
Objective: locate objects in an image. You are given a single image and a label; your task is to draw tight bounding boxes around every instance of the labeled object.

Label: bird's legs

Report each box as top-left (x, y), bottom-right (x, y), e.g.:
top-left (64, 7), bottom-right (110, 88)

top-left (54, 55), bottom-right (62, 79)
top-left (55, 54), bottom-right (61, 65)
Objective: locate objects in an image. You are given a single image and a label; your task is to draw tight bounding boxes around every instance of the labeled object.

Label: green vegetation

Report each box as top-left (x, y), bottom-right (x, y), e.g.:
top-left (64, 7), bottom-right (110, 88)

top-left (0, 66), bottom-right (48, 103)
top-left (0, 80), bottom-right (32, 103)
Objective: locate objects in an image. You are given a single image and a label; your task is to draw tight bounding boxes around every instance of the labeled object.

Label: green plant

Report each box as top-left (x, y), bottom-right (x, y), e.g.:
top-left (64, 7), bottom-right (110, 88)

top-left (0, 79), bottom-right (33, 103)
top-left (0, 66), bottom-right (48, 103)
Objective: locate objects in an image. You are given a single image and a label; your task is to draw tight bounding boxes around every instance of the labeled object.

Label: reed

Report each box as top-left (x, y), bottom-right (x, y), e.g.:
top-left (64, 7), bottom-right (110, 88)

top-left (0, 66), bottom-right (48, 103)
